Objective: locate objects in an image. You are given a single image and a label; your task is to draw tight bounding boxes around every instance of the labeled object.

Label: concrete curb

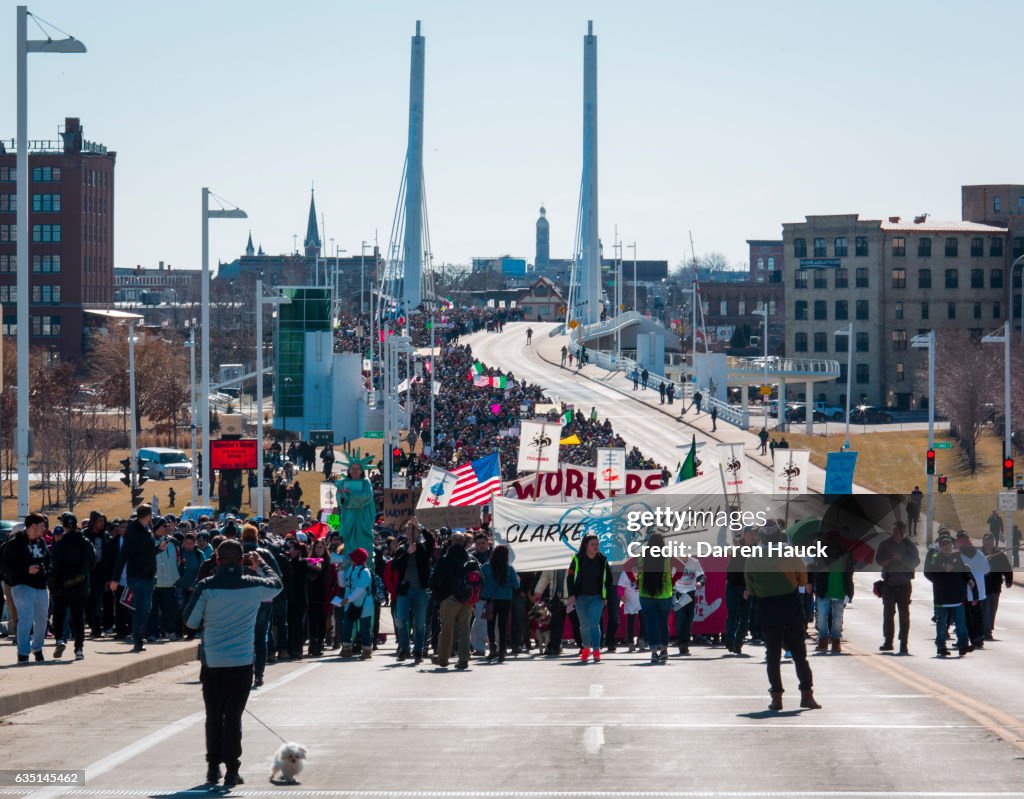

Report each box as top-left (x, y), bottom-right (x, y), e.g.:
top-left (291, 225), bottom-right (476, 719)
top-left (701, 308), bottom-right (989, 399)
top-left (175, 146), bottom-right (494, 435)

top-left (0, 643), bottom-right (200, 719)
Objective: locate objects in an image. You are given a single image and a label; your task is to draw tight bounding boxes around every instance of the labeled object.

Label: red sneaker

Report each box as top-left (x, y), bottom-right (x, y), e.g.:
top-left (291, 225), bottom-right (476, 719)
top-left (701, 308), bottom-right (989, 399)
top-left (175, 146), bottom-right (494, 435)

top-left (579, 647), bottom-right (590, 663)
top-left (592, 649), bottom-right (601, 663)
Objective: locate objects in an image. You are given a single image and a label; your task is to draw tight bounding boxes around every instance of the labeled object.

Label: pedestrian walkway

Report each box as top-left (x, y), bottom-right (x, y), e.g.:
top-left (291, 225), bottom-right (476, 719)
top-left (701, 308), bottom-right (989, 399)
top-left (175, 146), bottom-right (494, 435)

top-left (0, 636), bottom-right (198, 717)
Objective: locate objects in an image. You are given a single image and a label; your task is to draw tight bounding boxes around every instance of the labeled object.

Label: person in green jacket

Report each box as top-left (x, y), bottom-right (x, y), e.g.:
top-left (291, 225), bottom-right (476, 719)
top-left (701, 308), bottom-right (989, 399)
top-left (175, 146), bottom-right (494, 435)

top-left (335, 451), bottom-right (376, 563)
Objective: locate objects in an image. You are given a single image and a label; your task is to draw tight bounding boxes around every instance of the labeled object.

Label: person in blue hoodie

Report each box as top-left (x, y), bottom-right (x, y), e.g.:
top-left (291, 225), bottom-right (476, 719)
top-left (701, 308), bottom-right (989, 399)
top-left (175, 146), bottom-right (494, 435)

top-left (481, 544), bottom-right (520, 663)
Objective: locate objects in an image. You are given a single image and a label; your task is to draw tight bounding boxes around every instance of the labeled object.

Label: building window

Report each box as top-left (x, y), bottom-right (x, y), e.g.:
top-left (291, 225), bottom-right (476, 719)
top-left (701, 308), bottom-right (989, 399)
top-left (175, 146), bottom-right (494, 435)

top-left (794, 238), bottom-right (807, 258)
top-left (795, 300), bottom-right (808, 320)
top-left (835, 268), bottom-right (848, 288)
top-left (991, 237), bottom-right (1004, 257)
top-left (30, 314), bottom-right (61, 337)
top-left (795, 269), bottom-right (808, 289)
top-left (767, 256), bottom-right (776, 271)
top-left (834, 237), bottom-right (848, 257)
top-left (814, 270), bottom-right (827, 289)
top-left (794, 332), bottom-right (808, 352)
top-left (30, 167), bottom-right (60, 182)
top-left (856, 364), bottom-right (870, 384)
top-left (892, 237), bottom-right (906, 257)
top-left (891, 267), bottom-right (906, 288)
top-left (838, 364), bottom-right (848, 384)
top-left (768, 300), bottom-right (776, 315)
top-left (32, 254), bottom-right (61, 273)
top-left (0, 285), bottom-right (13, 303)
top-left (945, 238), bottom-right (958, 257)
top-left (896, 363), bottom-right (905, 382)
top-left (814, 332), bottom-right (828, 352)
top-left (948, 302), bottom-right (956, 320)
top-left (719, 299), bottom-right (728, 315)
top-left (814, 300), bottom-right (827, 320)
top-left (991, 269), bottom-right (1004, 289)
top-left (995, 196), bottom-right (1002, 213)
top-left (0, 166), bottom-right (16, 182)
top-left (970, 237), bottom-right (984, 257)
top-left (1, 318), bottom-right (14, 336)
top-left (945, 269), bottom-right (958, 289)
top-left (918, 268), bottom-right (931, 289)
top-left (856, 268), bottom-right (869, 288)
top-left (738, 298), bottom-right (746, 315)
top-left (31, 224), bottom-right (60, 243)
top-left (0, 193), bottom-right (15, 212)
top-left (895, 301), bottom-right (904, 320)
top-left (855, 236), bottom-right (868, 257)
top-left (856, 332), bottom-right (869, 352)
top-left (756, 257), bottom-right (764, 272)
top-left (856, 300), bottom-right (869, 320)
top-left (30, 284), bottom-right (60, 304)
top-left (891, 330), bottom-right (907, 351)
top-left (994, 301), bottom-right (1002, 318)
top-left (970, 268), bottom-right (984, 289)
top-left (835, 333), bottom-right (848, 353)
top-left (835, 300), bottom-right (848, 320)
top-left (973, 302), bottom-right (982, 320)
top-left (0, 254), bottom-right (12, 273)
top-left (31, 194), bottom-right (61, 212)
top-left (917, 237), bottom-right (931, 257)
top-left (0, 224), bottom-right (15, 242)
top-left (813, 238), bottom-right (827, 257)
top-left (921, 302), bottom-right (929, 320)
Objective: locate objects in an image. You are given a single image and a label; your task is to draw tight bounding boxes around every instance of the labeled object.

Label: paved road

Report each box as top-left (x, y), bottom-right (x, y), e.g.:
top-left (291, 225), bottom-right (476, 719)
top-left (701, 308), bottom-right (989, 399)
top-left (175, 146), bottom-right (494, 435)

top-left (2, 594), bottom-right (1024, 799)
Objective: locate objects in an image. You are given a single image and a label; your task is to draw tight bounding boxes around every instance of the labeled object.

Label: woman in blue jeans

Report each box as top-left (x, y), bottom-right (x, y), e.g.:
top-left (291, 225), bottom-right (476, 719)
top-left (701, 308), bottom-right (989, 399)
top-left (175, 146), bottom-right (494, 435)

top-left (566, 534), bottom-right (614, 663)
top-left (481, 544), bottom-right (520, 662)
top-left (623, 532), bottom-right (687, 663)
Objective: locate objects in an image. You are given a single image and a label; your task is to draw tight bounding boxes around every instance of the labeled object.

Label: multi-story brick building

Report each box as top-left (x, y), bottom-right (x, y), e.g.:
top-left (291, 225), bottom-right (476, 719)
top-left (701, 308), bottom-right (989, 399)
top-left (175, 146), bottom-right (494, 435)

top-left (783, 211), bottom-right (1008, 410)
top-left (0, 117), bottom-right (115, 362)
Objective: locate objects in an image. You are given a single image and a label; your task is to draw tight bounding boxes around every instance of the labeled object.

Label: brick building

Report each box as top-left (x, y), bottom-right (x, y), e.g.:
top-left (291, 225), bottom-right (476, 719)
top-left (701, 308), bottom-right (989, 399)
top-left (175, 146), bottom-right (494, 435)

top-left (0, 117), bottom-right (115, 362)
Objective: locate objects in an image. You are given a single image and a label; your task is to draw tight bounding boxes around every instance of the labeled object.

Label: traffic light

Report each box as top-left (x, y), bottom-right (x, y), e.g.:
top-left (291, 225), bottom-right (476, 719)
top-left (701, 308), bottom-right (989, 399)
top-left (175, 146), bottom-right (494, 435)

top-left (130, 487), bottom-right (144, 507)
top-left (392, 447), bottom-right (403, 472)
top-left (119, 458), bottom-right (131, 487)
top-left (938, 475), bottom-right (948, 493)
top-left (1003, 457), bottom-right (1015, 489)
top-left (136, 460), bottom-right (148, 487)
top-left (926, 449), bottom-right (935, 475)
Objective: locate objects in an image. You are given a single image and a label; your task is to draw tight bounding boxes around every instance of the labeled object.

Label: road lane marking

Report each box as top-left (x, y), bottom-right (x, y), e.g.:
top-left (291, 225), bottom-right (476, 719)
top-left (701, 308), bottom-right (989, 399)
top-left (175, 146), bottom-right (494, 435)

top-left (584, 684), bottom-right (605, 755)
top-left (23, 661), bottom-right (323, 799)
top-left (261, 721), bottom-right (1004, 730)
top-left (6, 790), bottom-right (1024, 797)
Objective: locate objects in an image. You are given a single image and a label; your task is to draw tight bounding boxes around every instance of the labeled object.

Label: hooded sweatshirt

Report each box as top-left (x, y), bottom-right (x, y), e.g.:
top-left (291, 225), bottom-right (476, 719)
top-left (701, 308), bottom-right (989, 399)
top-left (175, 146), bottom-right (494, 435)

top-left (958, 543), bottom-right (990, 603)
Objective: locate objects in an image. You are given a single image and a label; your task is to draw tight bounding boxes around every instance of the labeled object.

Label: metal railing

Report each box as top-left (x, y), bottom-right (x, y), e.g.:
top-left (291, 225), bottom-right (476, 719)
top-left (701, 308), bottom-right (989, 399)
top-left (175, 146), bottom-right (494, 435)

top-left (577, 311), bottom-right (644, 340)
top-left (729, 355), bottom-right (841, 379)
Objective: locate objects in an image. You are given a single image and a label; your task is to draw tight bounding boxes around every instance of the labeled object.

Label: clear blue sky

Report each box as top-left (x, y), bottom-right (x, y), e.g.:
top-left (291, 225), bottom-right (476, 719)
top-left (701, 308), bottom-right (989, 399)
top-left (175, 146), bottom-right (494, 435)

top-left (3, 0), bottom-right (1021, 272)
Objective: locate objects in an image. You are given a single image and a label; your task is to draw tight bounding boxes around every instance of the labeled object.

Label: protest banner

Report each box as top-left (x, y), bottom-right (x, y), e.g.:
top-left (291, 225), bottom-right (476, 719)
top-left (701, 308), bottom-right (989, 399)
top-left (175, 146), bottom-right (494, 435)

top-left (505, 464), bottom-right (663, 503)
top-left (381, 489), bottom-right (417, 529)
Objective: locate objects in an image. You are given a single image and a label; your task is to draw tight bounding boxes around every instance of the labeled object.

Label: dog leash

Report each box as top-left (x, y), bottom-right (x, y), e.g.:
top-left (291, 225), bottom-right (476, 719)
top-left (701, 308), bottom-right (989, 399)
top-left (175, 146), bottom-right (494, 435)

top-left (245, 707), bottom-right (288, 745)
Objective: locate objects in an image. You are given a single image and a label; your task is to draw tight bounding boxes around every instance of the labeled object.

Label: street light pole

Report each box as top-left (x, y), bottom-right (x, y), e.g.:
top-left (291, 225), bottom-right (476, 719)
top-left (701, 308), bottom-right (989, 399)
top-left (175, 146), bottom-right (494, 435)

top-left (361, 241), bottom-right (369, 315)
top-left (16, 5), bottom-right (87, 516)
top-left (912, 330), bottom-right (936, 544)
top-left (628, 242), bottom-right (637, 313)
top-left (983, 320), bottom-right (1012, 549)
top-left (128, 321), bottom-right (138, 496)
top-left (835, 322), bottom-right (853, 450)
top-left (187, 325), bottom-right (198, 503)
top-left (200, 188), bottom-right (246, 504)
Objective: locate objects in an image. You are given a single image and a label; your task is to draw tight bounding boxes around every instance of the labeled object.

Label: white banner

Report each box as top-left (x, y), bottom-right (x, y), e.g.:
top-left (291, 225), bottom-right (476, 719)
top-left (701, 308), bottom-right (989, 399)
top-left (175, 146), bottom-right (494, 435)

top-left (505, 463), bottom-right (664, 503)
top-left (517, 421), bottom-right (562, 473)
top-left (416, 465), bottom-right (460, 510)
top-left (717, 443), bottom-right (747, 492)
top-left (772, 449), bottom-right (810, 495)
top-left (596, 448), bottom-right (627, 493)
top-left (319, 482), bottom-right (337, 510)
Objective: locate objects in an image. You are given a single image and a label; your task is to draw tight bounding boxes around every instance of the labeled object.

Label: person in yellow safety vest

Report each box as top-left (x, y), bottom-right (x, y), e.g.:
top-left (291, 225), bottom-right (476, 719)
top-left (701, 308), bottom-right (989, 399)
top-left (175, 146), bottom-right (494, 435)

top-left (623, 532), bottom-right (688, 664)
top-left (566, 534), bottom-right (615, 663)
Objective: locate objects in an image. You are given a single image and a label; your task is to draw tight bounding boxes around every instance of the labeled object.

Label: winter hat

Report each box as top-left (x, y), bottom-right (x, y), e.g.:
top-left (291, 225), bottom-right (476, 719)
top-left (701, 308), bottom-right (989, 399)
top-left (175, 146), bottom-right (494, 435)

top-left (349, 547), bottom-right (369, 565)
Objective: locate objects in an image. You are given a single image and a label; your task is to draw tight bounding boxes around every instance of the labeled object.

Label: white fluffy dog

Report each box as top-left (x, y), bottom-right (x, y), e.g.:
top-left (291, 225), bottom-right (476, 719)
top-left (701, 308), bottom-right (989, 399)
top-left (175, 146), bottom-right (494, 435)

top-left (271, 742), bottom-right (308, 784)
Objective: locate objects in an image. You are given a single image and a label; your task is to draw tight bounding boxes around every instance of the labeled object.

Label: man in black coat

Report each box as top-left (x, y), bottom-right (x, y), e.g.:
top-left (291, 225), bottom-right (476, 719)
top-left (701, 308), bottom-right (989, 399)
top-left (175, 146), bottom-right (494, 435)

top-left (102, 519), bottom-right (131, 638)
top-left (924, 533), bottom-right (974, 657)
top-left (391, 525), bottom-right (435, 663)
top-left (50, 513), bottom-right (96, 660)
top-left (109, 505), bottom-right (157, 652)
top-left (83, 511), bottom-right (110, 638)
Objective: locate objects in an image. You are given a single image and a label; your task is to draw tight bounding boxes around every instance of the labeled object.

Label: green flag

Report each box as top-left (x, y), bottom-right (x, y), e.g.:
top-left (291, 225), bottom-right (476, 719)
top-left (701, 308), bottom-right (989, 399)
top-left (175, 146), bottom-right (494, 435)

top-left (676, 436), bottom-right (698, 482)
top-left (560, 409), bottom-right (573, 425)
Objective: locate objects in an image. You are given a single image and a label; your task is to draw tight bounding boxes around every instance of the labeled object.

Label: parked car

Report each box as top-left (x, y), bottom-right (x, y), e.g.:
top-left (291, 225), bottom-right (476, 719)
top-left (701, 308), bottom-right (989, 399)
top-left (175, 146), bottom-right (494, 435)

top-left (787, 401), bottom-right (845, 422)
top-left (850, 405), bottom-right (894, 424)
top-left (786, 404), bottom-right (827, 423)
top-left (138, 447), bottom-right (193, 480)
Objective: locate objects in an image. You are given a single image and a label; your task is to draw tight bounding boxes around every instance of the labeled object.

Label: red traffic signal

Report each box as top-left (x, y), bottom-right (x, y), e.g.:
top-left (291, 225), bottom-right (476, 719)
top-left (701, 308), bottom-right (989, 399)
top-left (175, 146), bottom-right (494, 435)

top-left (1004, 457), bottom-right (1015, 489)
top-left (926, 449), bottom-right (936, 475)
top-left (938, 475), bottom-right (948, 493)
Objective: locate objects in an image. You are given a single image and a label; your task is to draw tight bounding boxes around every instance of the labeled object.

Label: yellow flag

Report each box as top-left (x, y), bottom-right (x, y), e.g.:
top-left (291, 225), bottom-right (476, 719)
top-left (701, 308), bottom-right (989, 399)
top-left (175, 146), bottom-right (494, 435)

top-left (559, 434), bottom-right (581, 445)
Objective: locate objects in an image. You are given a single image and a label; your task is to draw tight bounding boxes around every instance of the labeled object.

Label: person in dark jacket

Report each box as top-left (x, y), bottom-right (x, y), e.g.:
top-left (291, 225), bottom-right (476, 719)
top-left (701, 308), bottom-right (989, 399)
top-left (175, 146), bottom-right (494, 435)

top-left (83, 511), bottom-right (110, 638)
top-left (102, 519), bottom-right (131, 638)
top-left (3, 513), bottom-right (52, 663)
top-left (109, 504), bottom-right (157, 652)
top-left (566, 534), bottom-right (615, 663)
top-left (49, 513), bottom-right (95, 660)
top-left (429, 532), bottom-right (475, 669)
top-left (391, 523), bottom-right (435, 663)
top-left (924, 534), bottom-right (974, 657)
top-left (281, 539), bottom-right (319, 659)
top-left (875, 521), bottom-right (920, 655)
top-left (981, 533), bottom-right (1013, 640)
top-left (724, 526), bottom-right (758, 654)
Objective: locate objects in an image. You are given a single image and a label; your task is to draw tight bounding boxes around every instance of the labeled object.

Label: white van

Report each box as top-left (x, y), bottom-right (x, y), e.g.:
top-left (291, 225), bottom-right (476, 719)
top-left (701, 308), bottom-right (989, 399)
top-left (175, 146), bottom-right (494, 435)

top-left (138, 448), bottom-right (192, 480)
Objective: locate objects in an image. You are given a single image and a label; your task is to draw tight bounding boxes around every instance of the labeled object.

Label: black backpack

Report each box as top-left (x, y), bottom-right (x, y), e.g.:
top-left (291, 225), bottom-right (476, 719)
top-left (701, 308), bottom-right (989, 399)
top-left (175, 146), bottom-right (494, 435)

top-left (453, 558), bottom-right (483, 604)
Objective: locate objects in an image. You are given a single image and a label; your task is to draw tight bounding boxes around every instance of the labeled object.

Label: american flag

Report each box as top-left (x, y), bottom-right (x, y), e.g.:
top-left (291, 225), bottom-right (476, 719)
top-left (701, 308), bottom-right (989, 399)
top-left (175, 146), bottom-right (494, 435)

top-left (449, 453), bottom-right (502, 506)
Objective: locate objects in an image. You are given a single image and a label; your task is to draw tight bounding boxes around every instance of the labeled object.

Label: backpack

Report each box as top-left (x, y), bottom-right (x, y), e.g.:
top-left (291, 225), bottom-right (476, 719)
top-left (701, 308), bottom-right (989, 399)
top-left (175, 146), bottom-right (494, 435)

top-left (453, 558), bottom-right (483, 604)
top-left (372, 570), bottom-right (386, 604)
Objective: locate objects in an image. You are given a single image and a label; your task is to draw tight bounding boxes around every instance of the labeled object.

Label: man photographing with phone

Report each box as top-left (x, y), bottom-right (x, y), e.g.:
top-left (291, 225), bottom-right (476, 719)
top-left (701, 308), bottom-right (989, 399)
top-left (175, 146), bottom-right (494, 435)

top-left (185, 538), bottom-right (283, 787)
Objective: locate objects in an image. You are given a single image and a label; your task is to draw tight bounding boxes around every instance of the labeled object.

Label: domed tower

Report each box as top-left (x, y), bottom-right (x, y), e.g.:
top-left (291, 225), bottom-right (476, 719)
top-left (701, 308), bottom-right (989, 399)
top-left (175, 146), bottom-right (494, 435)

top-left (535, 205), bottom-right (550, 268)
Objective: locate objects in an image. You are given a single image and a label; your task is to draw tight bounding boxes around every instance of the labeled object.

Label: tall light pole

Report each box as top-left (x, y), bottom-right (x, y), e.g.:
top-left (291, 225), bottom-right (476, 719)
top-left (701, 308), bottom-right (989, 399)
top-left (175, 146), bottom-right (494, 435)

top-left (255, 278), bottom-right (290, 518)
top-left (185, 325), bottom-right (198, 503)
top-left (753, 306), bottom-right (770, 419)
top-left (200, 188), bottom-right (246, 504)
top-left (628, 242), bottom-right (637, 313)
top-left (16, 5), bottom-right (87, 516)
top-left (983, 320), bottom-right (1012, 546)
top-left (361, 241), bottom-right (371, 315)
top-left (835, 322), bottom-right (853, 450)
top-left (912, 331), bottom-right (936, 545)
top-left (128, 321), bottom-right (138, 496)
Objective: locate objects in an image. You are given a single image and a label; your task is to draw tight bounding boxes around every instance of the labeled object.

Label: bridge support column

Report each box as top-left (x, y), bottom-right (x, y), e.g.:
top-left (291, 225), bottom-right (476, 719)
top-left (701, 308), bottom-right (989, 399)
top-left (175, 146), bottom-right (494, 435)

top-left (777, 382), bottom-right (786, 432)
top-left (805, 380), bottom-right (814, 435)
top-left (740, 388), bottom-right (749, 431)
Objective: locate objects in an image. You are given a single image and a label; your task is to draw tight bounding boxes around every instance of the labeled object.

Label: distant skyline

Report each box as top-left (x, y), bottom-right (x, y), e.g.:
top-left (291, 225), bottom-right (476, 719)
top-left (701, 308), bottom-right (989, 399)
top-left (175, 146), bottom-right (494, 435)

top-left (2, 1), bottom-right (1021, 273)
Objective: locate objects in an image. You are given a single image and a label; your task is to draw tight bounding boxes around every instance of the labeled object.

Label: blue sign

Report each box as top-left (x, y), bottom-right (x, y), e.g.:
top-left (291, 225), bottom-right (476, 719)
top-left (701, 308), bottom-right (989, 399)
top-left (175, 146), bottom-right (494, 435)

top-left (800, 258), bottom-right (841, 268)
top-left (824, 451), bottom-right (858, 495)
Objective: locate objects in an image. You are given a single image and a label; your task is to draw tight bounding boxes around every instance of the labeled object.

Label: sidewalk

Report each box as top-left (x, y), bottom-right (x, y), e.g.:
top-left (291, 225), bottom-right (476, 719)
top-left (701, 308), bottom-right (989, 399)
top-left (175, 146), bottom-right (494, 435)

top-left (0, 635), bottom-right (199, 718)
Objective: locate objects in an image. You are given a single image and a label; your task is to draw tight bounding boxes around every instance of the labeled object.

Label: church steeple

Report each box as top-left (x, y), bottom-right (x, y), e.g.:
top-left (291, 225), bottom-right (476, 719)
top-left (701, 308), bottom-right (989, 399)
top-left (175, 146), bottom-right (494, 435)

top-left (245, 230), bottom-right (255, 257)
top-left (303, 187), bottom-right (321, 258)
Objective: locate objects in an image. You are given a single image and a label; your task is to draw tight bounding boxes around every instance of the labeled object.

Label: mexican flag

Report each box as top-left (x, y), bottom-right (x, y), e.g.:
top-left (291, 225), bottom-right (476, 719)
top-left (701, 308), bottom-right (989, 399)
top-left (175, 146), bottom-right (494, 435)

top-left (491, 376), bottom-right (507, 389)
top-left (676, 436), bottom-right (698, 483)
top-left (560, 409), bottom-right (573, 425)
top-left (470, 362), bottom-right (485, 375)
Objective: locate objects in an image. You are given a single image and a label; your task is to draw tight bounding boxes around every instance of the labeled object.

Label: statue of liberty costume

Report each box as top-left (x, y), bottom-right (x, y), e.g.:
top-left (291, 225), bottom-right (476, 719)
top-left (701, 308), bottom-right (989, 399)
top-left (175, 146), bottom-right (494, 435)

top-left (335, 449), bottom-right (377, 564)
